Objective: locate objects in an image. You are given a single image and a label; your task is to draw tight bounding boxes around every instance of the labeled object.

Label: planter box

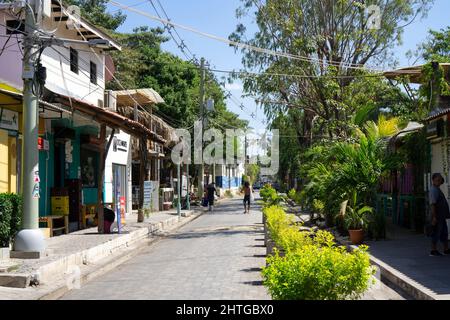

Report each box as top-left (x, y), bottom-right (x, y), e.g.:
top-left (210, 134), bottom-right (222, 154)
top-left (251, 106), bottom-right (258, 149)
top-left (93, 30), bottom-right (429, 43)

top-left (0, 247), bottom-right (10, 260)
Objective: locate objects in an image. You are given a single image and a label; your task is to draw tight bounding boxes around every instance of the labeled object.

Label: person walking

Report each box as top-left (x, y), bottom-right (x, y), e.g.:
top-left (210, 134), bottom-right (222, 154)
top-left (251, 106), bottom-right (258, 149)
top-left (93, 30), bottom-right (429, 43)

top-left (243, 181), bottom-right (252, 214)
top-left (206, 183), bottom-right (218, 212)
top-left (429, 173), bottom-right (450, 256)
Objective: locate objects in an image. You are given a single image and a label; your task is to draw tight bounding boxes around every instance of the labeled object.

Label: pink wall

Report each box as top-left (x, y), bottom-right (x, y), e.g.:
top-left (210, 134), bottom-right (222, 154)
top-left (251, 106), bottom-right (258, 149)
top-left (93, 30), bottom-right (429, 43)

top-left (0, 12), bottom-right (23, 90)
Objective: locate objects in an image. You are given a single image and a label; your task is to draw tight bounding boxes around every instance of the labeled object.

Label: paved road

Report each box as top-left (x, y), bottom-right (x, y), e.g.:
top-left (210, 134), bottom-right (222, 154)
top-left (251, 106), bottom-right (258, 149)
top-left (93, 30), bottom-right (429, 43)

top-left (62, 198), bottom-right (270, 300)
top-left (61, 196), bottom-right (404, 300)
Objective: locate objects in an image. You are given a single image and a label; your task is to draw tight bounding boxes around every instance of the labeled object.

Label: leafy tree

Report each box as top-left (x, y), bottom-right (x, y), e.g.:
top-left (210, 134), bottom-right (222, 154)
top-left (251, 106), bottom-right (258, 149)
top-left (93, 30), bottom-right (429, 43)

top-left (230, 0), bottom-right (432, 145)
top-left (65, 0), bottom-right (126, 31)
top-left (109, 27), bottom-right (248, 130)
top-left (409, 27), bottom-right (450, 63)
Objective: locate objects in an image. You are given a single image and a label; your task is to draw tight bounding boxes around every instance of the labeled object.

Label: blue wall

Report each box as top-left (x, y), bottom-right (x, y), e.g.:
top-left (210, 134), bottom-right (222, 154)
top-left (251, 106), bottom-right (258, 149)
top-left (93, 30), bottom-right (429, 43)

top-left (216, 176), bottom-right (242, 189)
top-left (39, 133), bottom-right (54, 217)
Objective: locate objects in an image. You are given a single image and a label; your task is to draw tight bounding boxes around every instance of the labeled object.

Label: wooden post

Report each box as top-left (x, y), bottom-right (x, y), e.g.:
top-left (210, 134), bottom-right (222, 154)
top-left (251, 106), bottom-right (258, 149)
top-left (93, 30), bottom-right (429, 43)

top-left (139, 136), bottom-right (147, 210)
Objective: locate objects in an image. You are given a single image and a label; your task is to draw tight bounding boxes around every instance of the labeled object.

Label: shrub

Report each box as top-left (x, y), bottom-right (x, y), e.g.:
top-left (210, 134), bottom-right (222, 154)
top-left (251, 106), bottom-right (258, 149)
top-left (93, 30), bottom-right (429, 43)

top-left (224, 190), bottom-right (233, 198)
top-left (287, 189), bottom-right (302, 205)
top-left (260, 184), bottom-right (284, 206)
top-left (264, 205), bottom-right (293, 246)
top-left (262, 204), bottom-right (374, 300)
top-left (9, 193), bottom-right (22, 239)
top-left (0, 193), bottom-right (23, 247)
top-left (288, 189), bottom-right (296, 201)
top-left (262, 245), bottom-right (373, 300)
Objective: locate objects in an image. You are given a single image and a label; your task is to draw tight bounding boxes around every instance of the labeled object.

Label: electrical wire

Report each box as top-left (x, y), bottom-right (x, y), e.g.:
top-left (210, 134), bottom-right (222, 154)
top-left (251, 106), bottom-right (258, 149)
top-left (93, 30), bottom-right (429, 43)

top-left (109, 0), bottom-right (381, 72)
top-left (145, 0), bottom-right (267, 127)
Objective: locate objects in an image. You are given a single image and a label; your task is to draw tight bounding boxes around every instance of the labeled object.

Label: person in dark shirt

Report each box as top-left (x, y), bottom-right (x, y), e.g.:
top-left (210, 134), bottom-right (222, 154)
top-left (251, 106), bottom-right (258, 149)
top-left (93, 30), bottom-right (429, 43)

top-left (429, 173), bottom-right (450, 256)
top-left (206, 183), bottom-right (218, 212)
top-left (243, 181), bottom-right (252, 214)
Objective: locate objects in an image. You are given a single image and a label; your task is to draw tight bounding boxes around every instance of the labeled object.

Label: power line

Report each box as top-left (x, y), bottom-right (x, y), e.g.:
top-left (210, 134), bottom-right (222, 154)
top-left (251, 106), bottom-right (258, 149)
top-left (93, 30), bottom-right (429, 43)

top-left (144, 0), bottom-right (266, 126)
top-left (109, 0), bottom-right (381, 72)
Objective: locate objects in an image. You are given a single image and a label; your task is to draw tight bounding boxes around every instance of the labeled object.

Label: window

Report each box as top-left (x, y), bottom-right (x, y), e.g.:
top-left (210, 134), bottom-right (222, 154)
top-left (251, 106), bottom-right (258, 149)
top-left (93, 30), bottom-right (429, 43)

top-left (69, 47), bottom-right (78, 74)
top-left (6, 20), bottom-right (25, 34)
top-left (90, 61), bottom-right (97, 85)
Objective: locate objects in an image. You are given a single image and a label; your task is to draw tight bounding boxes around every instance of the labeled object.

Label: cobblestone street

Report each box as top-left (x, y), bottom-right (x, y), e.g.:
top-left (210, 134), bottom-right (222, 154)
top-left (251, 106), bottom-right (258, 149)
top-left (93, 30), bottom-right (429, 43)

top-left (61, 198), bottom-right (270, 300)
top-left (59, 197), bottom-right (406, 300)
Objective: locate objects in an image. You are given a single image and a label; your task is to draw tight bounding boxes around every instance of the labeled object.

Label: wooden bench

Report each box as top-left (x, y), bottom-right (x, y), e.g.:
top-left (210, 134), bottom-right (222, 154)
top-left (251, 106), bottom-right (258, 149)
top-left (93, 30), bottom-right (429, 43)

top-left (39, 216), bottom-right (69, 237)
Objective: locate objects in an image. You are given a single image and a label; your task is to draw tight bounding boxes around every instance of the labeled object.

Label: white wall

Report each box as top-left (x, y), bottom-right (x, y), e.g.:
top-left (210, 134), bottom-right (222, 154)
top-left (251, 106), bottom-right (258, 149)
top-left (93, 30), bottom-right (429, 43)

top-left (431, 141), bottom-right (449, 199)
top-left (0, 11), bottom-right (106, 106)
top-left (104, 131), bottom-right (131, 214)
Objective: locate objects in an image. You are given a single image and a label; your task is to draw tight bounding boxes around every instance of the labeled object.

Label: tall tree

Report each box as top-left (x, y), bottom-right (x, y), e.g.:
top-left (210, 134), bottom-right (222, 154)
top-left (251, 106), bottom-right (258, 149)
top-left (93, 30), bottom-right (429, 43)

top-left (109, 27), bottom-right (248, 130)
top-left (230, 0), bottom-right (432, 145)
top-left (410, 26), bottom-right (450, 63)
top-left (65, 0), bottom-right (126, 31)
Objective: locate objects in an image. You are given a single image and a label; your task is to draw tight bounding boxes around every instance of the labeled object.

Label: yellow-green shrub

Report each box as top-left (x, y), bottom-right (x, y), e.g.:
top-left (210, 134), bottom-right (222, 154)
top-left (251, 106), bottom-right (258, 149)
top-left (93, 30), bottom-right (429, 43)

top-left (262, 245), bottom-right (373, 300)
top-left (264, 205), bottom-right (293, 246)
top-left (262, 204), bottom-right (374, 300)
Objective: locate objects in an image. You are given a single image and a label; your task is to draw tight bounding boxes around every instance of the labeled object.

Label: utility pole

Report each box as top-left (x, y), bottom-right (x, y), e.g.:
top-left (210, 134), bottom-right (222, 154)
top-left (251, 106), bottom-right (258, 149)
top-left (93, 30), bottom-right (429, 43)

top-left (197, 57), bottom-right (206, 198)
top-left (14, 0), bottom-right (46, 254)
top-left (177, 162), bottom-right (181, 217)
top-left (186, 162), bottom-right (190, 210)
top-left (244, 135), bottom-right (248, 178)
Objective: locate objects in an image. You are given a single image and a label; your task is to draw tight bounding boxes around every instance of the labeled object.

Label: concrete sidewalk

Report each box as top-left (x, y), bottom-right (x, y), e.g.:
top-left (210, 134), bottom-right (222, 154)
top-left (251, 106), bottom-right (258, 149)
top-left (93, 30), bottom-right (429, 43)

top-left (0, 208), bottom-right (203, 299)
top-left (365, 225), bottom-right (450, 300)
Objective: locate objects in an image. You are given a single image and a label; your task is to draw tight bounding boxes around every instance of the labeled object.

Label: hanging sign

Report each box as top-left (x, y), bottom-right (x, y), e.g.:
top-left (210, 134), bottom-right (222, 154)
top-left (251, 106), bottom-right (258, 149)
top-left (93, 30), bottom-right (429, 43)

top-left (0, 109), bottom-right (19, 131)
top-left (38, 137), bottom-right (50, 151)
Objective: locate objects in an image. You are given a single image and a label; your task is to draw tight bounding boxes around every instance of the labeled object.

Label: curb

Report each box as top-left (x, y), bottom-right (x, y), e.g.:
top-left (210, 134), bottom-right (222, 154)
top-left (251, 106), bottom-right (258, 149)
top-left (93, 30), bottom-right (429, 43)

top-left (38, 209), bottom-right (205, 300)
top-left (334, 234), bottom-right (435, 300)
top-left (0, 209), bottom-right (204, 294)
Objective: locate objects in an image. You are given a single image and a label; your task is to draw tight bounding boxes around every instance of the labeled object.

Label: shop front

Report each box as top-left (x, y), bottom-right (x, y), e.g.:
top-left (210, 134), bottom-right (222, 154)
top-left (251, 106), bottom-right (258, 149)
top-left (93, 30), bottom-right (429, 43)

top-left (104, 131), bottom-right (132, 222)
top-left (0, 86), bottom-right (22, 194)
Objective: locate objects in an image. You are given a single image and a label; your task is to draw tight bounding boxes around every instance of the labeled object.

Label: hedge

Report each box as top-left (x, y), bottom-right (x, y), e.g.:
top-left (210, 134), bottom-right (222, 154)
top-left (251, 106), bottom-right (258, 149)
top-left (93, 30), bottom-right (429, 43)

top-left (262, 205), bottom-right (374, 300)
top-left (0, 193), bottom-right (22, 247)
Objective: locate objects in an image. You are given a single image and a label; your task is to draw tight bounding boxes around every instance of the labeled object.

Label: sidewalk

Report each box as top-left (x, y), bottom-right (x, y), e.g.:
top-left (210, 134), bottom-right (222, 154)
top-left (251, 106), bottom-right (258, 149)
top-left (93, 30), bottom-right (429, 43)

top-left (365, 224), bottom-right (450, 300)
top-left (0, 208), bottom-right (203, 299)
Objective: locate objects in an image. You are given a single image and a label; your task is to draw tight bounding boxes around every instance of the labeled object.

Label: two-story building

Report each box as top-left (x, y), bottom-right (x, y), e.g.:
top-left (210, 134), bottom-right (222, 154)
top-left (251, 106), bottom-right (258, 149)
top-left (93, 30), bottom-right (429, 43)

top-left (0, 1), bottom-right (168, 234)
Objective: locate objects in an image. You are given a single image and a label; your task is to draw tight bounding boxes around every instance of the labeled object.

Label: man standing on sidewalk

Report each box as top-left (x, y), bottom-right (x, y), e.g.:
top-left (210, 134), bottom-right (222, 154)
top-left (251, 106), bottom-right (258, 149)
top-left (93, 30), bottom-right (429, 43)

top-left (429, 173), bottom-right (450, 256)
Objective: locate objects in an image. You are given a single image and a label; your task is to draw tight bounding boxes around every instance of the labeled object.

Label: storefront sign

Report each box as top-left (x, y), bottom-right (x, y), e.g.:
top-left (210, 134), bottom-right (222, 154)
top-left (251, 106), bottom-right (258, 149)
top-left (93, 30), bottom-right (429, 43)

top-left (0, 109), bottom-right (19, 131)
top-left (38, 137), bottom-right (49, 151)
top-left (143, 181), bottom-right (156, 209)
top-left (113, 137), bottom-right (128, 152)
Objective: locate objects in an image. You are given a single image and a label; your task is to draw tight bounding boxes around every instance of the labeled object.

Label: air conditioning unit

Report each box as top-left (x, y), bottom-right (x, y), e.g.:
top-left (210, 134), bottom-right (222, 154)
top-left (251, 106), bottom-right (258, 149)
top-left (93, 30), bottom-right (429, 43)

top-left (104, 90), bottom-right (117, 112)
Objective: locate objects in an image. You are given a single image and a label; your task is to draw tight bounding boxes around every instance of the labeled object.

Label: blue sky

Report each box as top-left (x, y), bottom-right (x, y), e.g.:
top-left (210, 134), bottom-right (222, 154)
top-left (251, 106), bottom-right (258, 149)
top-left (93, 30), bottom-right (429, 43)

top-left (108, 0), bottom-right (450, 131)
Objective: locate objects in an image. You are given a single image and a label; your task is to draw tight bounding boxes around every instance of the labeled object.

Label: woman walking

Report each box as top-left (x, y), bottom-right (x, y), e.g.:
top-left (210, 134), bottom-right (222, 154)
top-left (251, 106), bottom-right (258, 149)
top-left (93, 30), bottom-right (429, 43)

top-left (243, 181), bottom-right (252, 214)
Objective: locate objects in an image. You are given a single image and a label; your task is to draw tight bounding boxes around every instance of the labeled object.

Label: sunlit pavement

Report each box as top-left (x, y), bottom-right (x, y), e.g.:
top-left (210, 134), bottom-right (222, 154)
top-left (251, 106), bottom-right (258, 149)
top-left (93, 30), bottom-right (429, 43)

top-left (61, 197), bottom-right (270, 300)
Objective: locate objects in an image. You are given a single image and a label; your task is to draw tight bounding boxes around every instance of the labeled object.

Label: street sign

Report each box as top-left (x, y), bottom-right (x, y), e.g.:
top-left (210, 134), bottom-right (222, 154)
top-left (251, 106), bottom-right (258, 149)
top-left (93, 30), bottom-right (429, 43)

top-left (0, 109), bottom-right (19, 131)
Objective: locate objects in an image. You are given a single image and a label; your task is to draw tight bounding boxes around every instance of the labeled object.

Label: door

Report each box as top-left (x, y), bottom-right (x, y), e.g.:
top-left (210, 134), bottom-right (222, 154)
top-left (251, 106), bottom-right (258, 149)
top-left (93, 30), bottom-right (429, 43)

top-left (112, 164), bottom-right (127, 212)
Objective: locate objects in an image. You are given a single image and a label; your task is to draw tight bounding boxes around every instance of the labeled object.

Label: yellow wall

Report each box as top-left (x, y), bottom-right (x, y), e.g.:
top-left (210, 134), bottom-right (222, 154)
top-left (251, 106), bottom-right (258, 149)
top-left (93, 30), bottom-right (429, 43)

top-left (8, 136), bottom-right (17, 193)
top-left (0, 130), bottom-right (9, 192)
top-left (0, 131), bottom-right (18, 193)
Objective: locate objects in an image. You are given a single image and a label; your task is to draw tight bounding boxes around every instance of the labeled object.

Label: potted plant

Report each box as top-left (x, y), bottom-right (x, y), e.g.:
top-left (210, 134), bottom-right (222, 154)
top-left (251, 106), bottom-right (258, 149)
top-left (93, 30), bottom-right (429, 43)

top-left (341, 192), bottom-right (373, 245)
